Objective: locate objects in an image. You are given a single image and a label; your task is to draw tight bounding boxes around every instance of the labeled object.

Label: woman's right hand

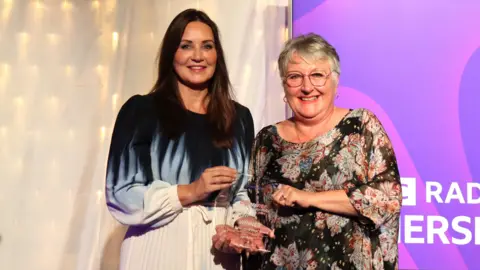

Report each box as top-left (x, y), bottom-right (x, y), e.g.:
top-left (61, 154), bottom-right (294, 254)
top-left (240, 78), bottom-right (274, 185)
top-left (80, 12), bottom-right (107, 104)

top-left (191, 166), bottom-right (237, 202)
top-left (213, 224), bottom-right (271, 254)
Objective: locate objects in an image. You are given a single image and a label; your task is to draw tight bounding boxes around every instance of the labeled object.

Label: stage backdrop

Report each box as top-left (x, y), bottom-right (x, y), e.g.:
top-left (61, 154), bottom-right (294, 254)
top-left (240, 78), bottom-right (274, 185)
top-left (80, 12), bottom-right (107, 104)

top-left (0, 0), bottom-right (288, 269)
top-left (292, 0), bottom-right (480, 269)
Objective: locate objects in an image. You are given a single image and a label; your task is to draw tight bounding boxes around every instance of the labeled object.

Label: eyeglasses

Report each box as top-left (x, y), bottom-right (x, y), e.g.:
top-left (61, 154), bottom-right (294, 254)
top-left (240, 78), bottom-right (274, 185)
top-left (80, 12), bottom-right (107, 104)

top-left (283, 71), bottom-right (333, 87)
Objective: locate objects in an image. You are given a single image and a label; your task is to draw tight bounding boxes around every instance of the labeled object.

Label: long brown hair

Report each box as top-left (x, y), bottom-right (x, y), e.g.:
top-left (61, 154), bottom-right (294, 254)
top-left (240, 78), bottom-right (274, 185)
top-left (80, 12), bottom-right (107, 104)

top-left (150, 9), bottom-right (236, 148)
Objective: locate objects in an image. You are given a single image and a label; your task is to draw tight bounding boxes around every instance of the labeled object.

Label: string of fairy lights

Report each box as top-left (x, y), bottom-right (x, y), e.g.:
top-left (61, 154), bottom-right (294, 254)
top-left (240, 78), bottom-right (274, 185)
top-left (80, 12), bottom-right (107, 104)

top-left (0, 0), bottom-right (289, 268)
top-left (0, 0), bottom-right (120, 246)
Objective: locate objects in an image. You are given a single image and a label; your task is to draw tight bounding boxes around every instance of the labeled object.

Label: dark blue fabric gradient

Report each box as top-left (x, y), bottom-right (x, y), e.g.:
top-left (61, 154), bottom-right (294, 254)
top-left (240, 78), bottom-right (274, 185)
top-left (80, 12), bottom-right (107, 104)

top-left (105, 94), bottom-right (254, 224)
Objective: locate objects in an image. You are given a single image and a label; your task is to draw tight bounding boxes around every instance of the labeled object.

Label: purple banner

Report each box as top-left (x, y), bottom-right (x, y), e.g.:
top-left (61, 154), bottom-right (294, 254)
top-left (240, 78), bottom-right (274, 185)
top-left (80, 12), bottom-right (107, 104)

top-left (292, 1), bottom-right (480, 269)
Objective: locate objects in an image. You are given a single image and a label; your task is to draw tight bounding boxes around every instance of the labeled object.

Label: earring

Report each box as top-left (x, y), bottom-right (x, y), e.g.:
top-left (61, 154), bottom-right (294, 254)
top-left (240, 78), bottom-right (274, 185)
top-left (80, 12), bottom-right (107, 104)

top-left (283, 96), bottom-right (287, 103)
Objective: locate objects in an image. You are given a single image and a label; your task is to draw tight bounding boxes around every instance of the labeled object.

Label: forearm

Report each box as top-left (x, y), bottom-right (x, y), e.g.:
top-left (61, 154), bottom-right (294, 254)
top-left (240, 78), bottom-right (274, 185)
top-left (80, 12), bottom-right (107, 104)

top-left (106, 182), bottom-right (183, 227)
top-left (308, 190), bottom-right (358, 217)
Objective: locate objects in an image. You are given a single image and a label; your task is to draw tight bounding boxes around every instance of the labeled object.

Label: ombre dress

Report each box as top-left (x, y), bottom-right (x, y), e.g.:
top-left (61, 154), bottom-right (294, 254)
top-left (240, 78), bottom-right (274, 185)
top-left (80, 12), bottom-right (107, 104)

top-left (105, 94), bottom-right (256, 270)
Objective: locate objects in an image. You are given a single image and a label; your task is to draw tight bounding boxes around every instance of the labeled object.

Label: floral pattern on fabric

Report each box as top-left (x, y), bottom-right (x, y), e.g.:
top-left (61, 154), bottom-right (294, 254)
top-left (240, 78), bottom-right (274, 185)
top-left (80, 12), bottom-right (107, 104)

top-left (246, 109), bottom-right (402, 270)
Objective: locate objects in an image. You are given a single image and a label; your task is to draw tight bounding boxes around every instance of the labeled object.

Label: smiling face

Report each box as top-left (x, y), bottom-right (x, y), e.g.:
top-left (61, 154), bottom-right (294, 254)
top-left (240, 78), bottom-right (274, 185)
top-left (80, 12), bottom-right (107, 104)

top-left (284, 53), bottom-right (337, 122)
top-left (174, 21), bottom-right (217, 89)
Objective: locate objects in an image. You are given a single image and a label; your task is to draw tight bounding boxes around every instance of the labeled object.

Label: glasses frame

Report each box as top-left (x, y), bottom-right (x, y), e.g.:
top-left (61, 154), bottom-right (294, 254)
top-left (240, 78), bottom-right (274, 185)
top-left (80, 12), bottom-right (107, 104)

top-left (283, 70), bottom-right (334, 88)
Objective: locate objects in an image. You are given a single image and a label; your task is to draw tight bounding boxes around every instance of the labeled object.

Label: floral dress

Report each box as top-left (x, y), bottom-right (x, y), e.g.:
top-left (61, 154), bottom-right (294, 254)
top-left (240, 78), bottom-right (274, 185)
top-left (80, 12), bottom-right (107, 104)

top-left (245, 108), bottom-right (402, 270)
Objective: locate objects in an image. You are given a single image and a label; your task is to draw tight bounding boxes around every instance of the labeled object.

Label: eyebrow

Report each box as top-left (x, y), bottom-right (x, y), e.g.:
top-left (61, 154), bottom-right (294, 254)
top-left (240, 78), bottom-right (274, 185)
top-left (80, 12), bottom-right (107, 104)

top-left (286, 70), bottom-right (328, 74)
top-left (180, 39), bottom-right (215, 43)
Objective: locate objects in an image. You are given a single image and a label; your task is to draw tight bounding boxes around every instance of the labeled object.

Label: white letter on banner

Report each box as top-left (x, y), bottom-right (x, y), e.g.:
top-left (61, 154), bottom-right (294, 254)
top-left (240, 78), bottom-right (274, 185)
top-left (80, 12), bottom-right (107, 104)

top-left (405, 215), bottom-right (424, 244)
top-left (452, 216), bottom-right (471, 245)
top-left (401, 177), bottom-right (417, 206)
top-left (426, 181), bottom-right (443, 203)
top-left (467, 182), bottom-right (480, 204)
top-left (445, 182), bottom-right (465, 204)
top-left (427, 215), bottom-right (449, 244)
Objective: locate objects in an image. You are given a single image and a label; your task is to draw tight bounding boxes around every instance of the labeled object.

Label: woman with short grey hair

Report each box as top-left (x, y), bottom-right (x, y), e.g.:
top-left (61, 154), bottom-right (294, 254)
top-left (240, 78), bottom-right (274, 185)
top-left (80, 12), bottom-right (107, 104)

top-left (246, 33), bottom-right (402, 269)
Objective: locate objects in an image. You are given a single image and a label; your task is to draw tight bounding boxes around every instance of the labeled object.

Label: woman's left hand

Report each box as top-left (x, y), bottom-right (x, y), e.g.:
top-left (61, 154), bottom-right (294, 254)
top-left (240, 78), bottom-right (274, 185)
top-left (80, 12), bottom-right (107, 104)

top-left (212, 225), bottom-right (244, 254)
top-left (272, 184), bottom-right (312, 208)
top-left (212, 217), bottom-right (274, 254)
top-left (235, 216), bottom-right (274, 238)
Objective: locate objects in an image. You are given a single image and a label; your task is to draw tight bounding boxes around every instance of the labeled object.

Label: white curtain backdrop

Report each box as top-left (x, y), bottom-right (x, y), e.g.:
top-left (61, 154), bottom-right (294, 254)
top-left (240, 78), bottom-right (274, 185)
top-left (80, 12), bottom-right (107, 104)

top-left (0, 0), bottom-right (288, 269)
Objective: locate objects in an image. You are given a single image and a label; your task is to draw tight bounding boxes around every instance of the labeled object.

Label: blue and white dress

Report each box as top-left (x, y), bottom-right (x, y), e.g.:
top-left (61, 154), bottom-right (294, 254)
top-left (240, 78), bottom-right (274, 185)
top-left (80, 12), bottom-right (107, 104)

top-left (105, 94), bottom-right (256, 270)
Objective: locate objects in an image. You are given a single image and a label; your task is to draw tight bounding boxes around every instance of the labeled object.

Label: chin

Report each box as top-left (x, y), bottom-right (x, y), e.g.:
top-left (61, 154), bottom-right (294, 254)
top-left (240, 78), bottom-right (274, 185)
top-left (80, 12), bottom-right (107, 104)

top-left (181, 78), bottom-right (210, 89)
top-left (295, 109), bottom-right (322, 118)
top-left (189, 78), bottom-right (210, 85)
top-left (297, 115), bottom-right (320, 121)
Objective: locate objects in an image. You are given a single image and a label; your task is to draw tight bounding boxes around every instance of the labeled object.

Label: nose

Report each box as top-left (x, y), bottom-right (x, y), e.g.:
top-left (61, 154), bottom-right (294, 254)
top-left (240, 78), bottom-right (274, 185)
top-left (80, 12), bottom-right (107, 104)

top-left (300, 75), bottom-right (314, 93)
top-left (192, 47), bottom-right (203, 62)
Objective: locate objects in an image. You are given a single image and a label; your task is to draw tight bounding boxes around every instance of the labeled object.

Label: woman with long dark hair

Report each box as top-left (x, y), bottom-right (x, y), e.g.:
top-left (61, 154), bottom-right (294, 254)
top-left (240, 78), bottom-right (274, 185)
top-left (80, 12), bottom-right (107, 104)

top-left (105, 9), bottom-right (268, 269)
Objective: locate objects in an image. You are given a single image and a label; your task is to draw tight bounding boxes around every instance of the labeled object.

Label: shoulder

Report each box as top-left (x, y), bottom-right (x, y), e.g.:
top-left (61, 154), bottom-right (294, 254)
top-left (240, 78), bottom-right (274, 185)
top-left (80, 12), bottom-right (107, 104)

top-left (233, 101), bottom-right (252, 120)
top-left (114, 94), bottom-right (157, 130)
top-left (348, 108), bottom-right (388, 136)
top-left (119, 94), bottom-right (154, 114)
top-left (255, 124), bottom-right (277, 141)
top-left (344, 108), bottom-right (380, 124)
top-left (233, 101), bottom-right (254, 133)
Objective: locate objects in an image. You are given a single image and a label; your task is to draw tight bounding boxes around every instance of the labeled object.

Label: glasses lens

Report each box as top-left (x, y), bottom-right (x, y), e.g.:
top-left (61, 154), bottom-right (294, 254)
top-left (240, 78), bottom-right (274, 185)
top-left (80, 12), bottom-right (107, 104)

top-left (286, 73), bottom-right (328, 87)
top-left (310, 76), bottom-right (326, 86)
top-left (286, 74), bottom-right (302, 87)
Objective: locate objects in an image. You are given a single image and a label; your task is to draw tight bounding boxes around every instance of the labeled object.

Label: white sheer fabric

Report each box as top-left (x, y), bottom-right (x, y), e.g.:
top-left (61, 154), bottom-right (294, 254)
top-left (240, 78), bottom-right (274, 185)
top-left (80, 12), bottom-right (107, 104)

top-left (0, 0), bottom-right (288, 269)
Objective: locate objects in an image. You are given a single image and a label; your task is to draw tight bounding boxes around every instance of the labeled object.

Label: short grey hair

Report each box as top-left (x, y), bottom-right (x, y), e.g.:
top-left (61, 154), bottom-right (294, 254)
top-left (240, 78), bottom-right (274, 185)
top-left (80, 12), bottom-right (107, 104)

top-left (278, 33), bottom-right (341, 79)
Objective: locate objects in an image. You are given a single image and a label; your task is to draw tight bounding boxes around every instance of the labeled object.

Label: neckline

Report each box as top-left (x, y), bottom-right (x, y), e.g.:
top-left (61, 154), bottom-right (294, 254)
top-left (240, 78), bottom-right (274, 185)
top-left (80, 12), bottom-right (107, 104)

top-left (186, 109), bottom-right (207, 116)
top-left (273, 108), bottom-right (354, 145)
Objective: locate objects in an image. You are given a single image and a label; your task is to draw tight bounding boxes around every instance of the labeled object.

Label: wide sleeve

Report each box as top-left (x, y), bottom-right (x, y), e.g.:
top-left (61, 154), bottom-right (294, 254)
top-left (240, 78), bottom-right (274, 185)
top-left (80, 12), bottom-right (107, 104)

top-left (228, 108), bottom-right (257, 225)
top-left (246, 127), bottom-right (274, 218)
top-left (345, 109), bottom-right (402, 229)
top-left (246, 128), bottom-right (264, 205)
top-left (105, 95), bottom-right (183, 228)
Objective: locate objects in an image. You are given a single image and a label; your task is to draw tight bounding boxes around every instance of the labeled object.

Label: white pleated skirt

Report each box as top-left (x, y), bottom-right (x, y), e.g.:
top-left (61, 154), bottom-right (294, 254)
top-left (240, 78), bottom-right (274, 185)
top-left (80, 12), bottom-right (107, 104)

top-left (119, 206), bottom-right (241, 270)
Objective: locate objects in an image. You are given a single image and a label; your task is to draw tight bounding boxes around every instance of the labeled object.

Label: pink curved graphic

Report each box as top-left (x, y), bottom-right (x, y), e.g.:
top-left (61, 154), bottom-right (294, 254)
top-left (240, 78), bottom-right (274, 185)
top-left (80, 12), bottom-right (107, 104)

top-left (337, 86), bottom-right (468, 270)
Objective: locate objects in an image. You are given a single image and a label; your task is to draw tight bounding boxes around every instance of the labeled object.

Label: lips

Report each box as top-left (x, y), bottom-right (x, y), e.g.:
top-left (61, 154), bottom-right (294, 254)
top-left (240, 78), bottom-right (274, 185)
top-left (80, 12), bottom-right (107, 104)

top-left (299, 95), bottom-right (320, 102)
top-left (188, 65), bottom-right (206, 71)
